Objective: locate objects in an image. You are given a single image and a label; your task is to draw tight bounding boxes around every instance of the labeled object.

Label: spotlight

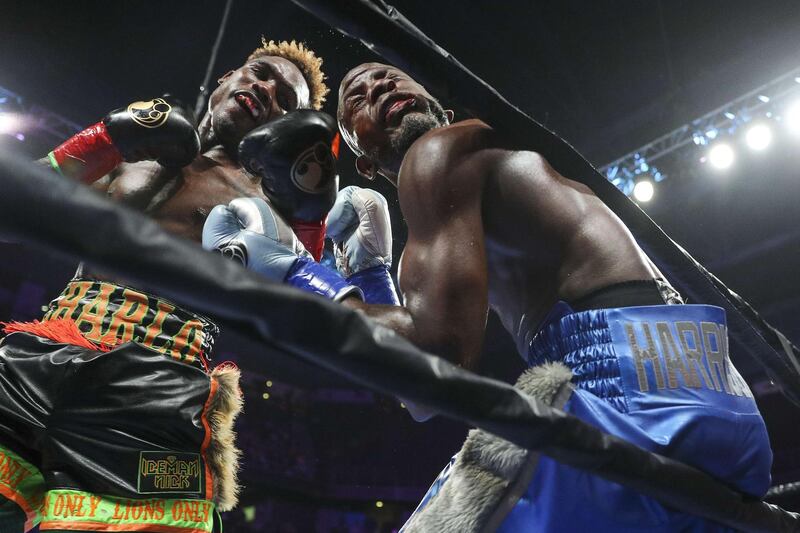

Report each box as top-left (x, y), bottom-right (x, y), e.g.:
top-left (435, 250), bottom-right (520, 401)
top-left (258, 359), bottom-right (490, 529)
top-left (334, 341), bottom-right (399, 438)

top-left (745, 124), bottom-right (772, 150)
top-left (708, 143), bottom-right (734, 169)
top-left (375, 501), bottom-right (384, 508)
top-left (0, 113), bottom-right (20, 135)
top-left (633, 180), bottom-right (654, 202)
top-left (785, 101), bottom-right (800, 134)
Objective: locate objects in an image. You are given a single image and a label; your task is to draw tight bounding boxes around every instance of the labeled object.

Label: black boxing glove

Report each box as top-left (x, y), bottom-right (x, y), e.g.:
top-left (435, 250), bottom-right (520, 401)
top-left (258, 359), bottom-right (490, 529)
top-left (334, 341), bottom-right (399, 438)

top-left (238, 109), bottom-right (339, 260)
top-left (48, 95), bottom-right (200, 183)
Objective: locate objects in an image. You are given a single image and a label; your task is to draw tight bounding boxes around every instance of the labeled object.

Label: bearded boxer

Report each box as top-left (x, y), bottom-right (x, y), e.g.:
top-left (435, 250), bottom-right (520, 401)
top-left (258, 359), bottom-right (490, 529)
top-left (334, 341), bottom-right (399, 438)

top-left (211, 61), bottom-right (774, 532)
top-left (0, 39), bottom-right (338, 533)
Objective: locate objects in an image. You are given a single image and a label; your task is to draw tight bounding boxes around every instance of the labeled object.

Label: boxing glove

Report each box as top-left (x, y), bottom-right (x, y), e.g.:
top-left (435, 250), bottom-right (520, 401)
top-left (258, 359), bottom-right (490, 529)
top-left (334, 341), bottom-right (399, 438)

top-left (48, 95), bottom-right (199, 183)
top-left (238, 109), bottom-right (339, 260)
top-left (202, 197), bottom-right (362, 302)
top-left (326, 186), bottom-right (400, 305)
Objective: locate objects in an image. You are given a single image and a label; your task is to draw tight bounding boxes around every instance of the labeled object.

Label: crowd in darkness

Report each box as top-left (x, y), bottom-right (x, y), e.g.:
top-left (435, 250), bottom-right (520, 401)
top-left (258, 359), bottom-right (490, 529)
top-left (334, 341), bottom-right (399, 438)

top-left (219, 372), bottom-right (460, 531)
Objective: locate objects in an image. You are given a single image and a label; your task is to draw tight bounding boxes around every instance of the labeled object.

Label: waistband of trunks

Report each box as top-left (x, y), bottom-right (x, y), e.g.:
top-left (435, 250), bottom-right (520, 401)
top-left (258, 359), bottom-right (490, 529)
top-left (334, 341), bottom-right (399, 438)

top-left (40, 278), bottom-right (219, 369)
top-left (527, 302), bottom-right (625, 409)
top-left (526, 303), bottom-right (753, 413)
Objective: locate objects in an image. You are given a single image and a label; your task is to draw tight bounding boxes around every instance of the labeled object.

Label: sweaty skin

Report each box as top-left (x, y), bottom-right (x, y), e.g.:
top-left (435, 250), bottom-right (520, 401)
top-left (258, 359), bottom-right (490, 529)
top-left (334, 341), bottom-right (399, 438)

top-left (85, 55), bottom-right (311, 243)
top-left (338, 63), bottom-right (660, 369)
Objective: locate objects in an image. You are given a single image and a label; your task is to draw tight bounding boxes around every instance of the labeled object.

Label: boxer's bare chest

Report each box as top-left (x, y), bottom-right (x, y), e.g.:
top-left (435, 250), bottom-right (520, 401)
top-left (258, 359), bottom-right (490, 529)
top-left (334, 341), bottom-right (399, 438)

top-left (110, 153), bottom-right (266, 243)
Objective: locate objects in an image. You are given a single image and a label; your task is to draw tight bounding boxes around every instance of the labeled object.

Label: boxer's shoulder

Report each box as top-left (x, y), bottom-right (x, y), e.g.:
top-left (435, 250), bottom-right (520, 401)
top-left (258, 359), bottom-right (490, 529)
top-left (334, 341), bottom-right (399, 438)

top-left (399, 120), bottom-right (494, 201)
top-left (407, 119), bottom-right (493, 163)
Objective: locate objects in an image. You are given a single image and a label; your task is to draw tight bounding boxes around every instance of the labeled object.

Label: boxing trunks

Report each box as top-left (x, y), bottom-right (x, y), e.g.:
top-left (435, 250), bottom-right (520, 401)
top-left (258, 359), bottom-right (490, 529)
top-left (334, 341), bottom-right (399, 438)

top-left (403, 282), bottom-right (772, 532)
top-left (0, 277), bottom-right (242, 533)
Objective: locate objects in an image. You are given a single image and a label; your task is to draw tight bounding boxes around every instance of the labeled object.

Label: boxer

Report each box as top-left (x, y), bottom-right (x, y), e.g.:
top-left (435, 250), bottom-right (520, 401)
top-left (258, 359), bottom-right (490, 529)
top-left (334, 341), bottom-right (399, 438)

top-left (212, 62), bottom-right (774, 531)
top-left (0, 39), bottom-right (336, 533)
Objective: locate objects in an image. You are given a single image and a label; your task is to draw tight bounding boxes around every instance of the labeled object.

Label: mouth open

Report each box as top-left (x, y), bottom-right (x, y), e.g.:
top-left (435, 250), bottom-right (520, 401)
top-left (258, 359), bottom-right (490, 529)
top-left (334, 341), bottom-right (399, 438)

top-left (385, 97), bottom-right (416, 126)
top-left (235, 92), bottom-right (262, 120)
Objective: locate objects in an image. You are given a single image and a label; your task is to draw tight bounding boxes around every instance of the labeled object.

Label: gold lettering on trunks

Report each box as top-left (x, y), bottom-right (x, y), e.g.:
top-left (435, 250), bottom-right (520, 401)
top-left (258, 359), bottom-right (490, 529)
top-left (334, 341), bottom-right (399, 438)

top-left (138, 452), bottom-right (202, 494)
top-left (142, 301), bottom-right (175, 347)
top-left (43, 281), bottom-right (92, 321)
top-left (675, 321), bottom-right (713, 389)
top-left (74, 283), bottom-right (115, 340)
top-left (655, 321), bottom-right (698, 388)
top-left (103, 287), bottom-right (150, 343)
top-left (625, 321), bottom-right (666, 391)
top-left (701, 321), bottom-right (729, 393)
top-left (165, 319), bottom-right (204, 361)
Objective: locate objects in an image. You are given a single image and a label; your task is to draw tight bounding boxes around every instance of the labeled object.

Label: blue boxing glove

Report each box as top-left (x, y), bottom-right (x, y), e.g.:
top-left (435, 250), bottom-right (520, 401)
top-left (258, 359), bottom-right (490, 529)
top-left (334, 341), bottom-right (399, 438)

top-left (326, 186), bottom-right (400, 305)
top-left (202, 197), bottom-right (362, 301)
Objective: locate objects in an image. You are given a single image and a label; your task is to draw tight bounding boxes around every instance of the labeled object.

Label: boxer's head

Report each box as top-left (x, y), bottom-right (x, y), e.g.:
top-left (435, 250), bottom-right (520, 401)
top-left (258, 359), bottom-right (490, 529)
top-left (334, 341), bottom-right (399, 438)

top-left (202, 38), bottom-right (329, 152)
top-left (338, 62), bottom-right (452, 183)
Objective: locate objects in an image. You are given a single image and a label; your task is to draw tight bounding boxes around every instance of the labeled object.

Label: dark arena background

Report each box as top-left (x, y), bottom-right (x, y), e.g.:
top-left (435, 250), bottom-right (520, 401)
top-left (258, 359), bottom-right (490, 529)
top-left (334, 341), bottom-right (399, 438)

top-left (1, 1), bottom-right (800, 531)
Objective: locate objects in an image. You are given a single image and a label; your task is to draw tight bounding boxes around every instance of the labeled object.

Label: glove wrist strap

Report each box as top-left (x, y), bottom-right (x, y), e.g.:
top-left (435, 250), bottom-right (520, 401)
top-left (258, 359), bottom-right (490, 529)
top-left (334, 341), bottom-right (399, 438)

top-left (48, 122), bottom-right (123, 183)
top-left (286, 258), bottom-right (364, 302)
top-left (347, 264), bottom-right (400, 305)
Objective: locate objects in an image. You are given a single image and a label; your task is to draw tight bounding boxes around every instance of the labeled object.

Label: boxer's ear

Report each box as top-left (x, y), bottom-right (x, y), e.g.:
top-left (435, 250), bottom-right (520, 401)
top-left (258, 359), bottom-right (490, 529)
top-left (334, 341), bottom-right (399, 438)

top-left (355, 156), bottom-right (377, 181)
top-left (445, 109), bottom-right (454, 123)
top-left (198, 113), bottom-right (214, 146)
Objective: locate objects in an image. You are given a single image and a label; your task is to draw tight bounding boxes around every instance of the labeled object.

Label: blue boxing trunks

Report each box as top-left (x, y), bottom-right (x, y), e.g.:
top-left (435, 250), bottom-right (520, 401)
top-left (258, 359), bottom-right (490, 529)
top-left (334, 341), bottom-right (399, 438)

top-left (404, 300), bottom-right (772, 532)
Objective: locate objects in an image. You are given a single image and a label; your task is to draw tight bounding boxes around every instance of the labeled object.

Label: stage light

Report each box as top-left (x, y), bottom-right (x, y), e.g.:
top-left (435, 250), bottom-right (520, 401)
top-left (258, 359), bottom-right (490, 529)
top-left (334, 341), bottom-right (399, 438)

top-left (745, 124), bottom-right (772, 150)
top-left (785, 101), bottom-right (800, 134)
top-left (757, 95), bottom-right (770, 103)
top-left (0, 113), bottom-right (20, 134)
top-left (375, 501), bottom-right (384, 508)
top-left (633, 180), bottom-right (654, 202)
top-left (708, 143), bottom-right (734, 169)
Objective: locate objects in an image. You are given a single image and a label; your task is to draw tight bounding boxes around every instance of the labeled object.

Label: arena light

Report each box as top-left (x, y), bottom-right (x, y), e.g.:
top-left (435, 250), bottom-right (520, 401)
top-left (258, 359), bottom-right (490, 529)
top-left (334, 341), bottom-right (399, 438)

top-left (708, 143), bottom-right (735, 170)
top-left (784, 101), bottom-right (800, 134)
top-left (0, 113), bottom-right (20, 135)
top-left (745, 123), bottom-right (772, 151)
top-left (633, 179), bottom-right (654, 202)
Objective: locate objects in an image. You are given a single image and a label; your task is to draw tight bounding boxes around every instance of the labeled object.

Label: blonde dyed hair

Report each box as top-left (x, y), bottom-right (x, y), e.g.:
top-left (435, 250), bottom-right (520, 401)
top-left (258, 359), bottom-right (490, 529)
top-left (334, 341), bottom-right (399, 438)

top-left (248, 37), bottom-right (328, 110)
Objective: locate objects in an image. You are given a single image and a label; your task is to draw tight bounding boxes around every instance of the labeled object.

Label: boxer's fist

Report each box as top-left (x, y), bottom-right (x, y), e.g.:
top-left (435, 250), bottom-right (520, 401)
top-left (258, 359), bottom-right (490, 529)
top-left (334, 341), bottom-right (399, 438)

top-left (48, 95), bottom-right (200, 183)
top-left (202, 197), bottom-right (309, 281)
top-left (203, 197), bottom-right (363, 301)
top-left (238, 110), bottom-right (339, 222)
top-left (104, 95), bottom-right (200, 168)
top-left (326, 186), bottom-right (393, 277)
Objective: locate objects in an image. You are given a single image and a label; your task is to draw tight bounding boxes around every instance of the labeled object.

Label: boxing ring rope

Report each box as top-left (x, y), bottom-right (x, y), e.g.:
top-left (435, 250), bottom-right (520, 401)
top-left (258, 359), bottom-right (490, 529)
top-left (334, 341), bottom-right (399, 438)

top-left (193, 0), bottom-right (236, 119)
top-left (290, 0), bottom-right (800, 410)
top-left (0, 152), bottom-right (797, 531)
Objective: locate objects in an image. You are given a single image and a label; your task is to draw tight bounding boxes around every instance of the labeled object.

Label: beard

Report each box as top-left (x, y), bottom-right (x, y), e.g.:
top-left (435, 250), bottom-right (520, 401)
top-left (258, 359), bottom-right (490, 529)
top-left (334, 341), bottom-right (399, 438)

top-left (390, 98), bottom-right (448, 155)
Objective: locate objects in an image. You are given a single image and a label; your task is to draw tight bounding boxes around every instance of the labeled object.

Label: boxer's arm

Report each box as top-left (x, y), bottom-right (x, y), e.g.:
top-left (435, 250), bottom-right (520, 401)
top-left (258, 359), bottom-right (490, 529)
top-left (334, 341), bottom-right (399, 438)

top-left (343, 135), bottom-right (490, 370)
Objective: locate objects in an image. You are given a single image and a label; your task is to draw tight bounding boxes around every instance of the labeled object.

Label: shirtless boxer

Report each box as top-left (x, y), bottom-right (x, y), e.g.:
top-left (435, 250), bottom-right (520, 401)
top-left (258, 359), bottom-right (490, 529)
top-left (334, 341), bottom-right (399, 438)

top-left (0, 39), bottom-right (337, 533)
top-left (206, 62), bottom-right (773, 531)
